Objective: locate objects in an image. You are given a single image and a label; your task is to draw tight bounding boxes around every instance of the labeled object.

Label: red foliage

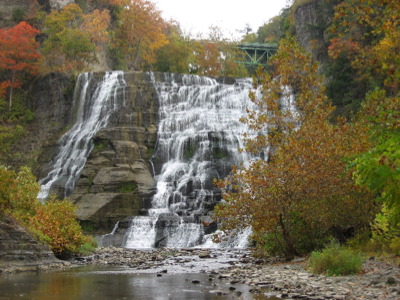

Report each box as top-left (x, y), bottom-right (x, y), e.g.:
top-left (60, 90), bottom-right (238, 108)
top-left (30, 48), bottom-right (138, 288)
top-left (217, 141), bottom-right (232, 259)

top-left (328, 38), bottom-right (360, 59)
top-left (0, 21), bottom-right (41, 108)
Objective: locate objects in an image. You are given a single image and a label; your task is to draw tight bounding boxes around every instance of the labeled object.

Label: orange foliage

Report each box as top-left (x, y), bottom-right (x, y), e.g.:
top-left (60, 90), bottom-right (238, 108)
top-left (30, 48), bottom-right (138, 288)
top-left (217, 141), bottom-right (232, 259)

top-left (113, 0), bottom-right (168, 70)
top-left (197, 42), bottom-right (222, 77)
top-left (330, 0), bottom-right (400, 96)
top-left (29, 199), bottom-right (86, 254)
top-left (82, 9), bottom-right (111, 49)
top-left (328, 38), bottom-right (360, 60)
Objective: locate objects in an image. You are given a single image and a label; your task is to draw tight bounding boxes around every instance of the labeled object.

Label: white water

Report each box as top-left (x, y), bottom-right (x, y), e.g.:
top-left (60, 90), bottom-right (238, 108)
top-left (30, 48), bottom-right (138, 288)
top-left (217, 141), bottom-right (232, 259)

top-left (124, 74), bottom-right (257, 249)
top-left (38, 71), bottom-right (127, 200)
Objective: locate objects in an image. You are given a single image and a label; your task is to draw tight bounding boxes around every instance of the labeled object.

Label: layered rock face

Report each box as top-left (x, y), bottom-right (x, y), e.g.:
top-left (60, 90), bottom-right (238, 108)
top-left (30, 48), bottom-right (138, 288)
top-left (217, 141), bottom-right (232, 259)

top-left (0, 0), bottom-right (30, 27)
top-left (294, 0), bottom-right (334, 66)
top-left (68, 72), bottom-right (159, 234)
top-left (0, 217), bottom-right (59, 271)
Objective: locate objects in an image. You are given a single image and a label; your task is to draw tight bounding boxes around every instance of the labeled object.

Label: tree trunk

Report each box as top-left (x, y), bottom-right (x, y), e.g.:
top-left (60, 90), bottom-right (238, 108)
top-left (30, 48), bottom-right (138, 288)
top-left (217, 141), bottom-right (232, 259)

top-left (279, 213), bottom-right (298, 259)
top-left (8, 70), bottom-right (15, 111)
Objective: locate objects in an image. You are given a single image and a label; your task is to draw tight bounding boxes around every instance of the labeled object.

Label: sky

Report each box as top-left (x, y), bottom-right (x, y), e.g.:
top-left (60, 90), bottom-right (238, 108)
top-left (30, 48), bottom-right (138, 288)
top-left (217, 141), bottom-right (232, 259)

top-left (153, 0), bottom-right (290, 39)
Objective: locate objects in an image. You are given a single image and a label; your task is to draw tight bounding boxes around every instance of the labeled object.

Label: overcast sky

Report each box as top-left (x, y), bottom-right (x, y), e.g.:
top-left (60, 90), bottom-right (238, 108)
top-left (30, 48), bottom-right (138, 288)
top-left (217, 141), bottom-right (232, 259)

top-left (153, 0), bottom-right (290, 39)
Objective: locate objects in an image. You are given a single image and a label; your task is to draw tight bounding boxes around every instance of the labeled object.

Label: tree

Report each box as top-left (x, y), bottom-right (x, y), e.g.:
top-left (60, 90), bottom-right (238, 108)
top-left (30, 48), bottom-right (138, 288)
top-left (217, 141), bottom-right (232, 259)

top-left (0, 21), bottom-right (41, 110)
top-left (329, 0), bottom-right (399, 97)
top-left (29, 198), bottom-right (86, 255)
top-left (329, 0), bottom-right (400, 242)
top-left (195, 26), bottom-right (248, 78)
top-left (154, 22), bottom-right (197, 74)
top-left (112, 0), bottom-right (168, 70)
top-left (214, 37), bottom-right (375, 258)
top-left (41, 4), bottom-right (110, 72)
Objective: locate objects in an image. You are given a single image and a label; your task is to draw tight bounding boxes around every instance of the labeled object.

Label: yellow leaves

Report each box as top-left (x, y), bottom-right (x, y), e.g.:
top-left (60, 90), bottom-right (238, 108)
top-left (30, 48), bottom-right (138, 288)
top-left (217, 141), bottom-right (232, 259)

top-left (114, 0), bottom-right (168, 69)
top-left (42, 4), bottom-right (111, 72)
top-left (82, 9), bottom-right (111, 48)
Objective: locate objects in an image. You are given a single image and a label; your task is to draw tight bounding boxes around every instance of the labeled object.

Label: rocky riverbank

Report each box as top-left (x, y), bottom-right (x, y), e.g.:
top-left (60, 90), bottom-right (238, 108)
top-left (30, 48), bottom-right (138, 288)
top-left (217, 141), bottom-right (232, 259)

top-left (76, 247), bottom-right (400, 299)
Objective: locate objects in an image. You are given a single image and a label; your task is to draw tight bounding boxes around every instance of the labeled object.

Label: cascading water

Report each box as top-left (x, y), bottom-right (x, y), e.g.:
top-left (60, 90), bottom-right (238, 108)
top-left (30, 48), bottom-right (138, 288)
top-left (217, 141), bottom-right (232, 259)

top-left (38, 71), bottom-right (127, 200)
top-left (124, 74), bottom-right (257, 248)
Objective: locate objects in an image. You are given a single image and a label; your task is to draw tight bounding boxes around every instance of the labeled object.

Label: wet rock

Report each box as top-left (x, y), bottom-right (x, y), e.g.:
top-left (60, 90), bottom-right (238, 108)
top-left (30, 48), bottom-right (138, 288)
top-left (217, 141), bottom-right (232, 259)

top-left (198, 251), bottom-right (211, 259)
top-left (387, 276), bottom-right (398, 284)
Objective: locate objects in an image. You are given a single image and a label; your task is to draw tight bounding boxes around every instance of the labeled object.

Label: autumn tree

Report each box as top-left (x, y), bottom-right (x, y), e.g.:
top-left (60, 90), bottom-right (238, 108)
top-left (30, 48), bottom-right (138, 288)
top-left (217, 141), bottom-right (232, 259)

top-left (0, 21), bottom-right (41, 110)
top-left (214, 37), bottom-right (375, 258)
top-left (154, 22), bottom-right (198, 74)
top-left (194, 26), bottom-right (248, 78)
top-left (327, 0), bottom-right (399, 111)
top-left (111, 0), bottom-right (168, 70)
top-left (41, 4), bottom-right (110, 72)
top-left (327, 0), bottom-right (400, 246)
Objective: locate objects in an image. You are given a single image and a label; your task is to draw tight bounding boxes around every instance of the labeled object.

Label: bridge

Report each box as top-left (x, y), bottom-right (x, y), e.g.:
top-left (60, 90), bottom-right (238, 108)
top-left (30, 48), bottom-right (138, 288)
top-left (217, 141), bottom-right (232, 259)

top-left (237, 43), bottom-right (278, 66)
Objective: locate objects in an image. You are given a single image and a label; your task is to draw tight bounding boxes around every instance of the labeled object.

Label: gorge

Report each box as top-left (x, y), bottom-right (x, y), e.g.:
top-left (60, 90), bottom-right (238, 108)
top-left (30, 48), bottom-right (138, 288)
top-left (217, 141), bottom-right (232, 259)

top-left (39, 71), bottom-right (258, 248)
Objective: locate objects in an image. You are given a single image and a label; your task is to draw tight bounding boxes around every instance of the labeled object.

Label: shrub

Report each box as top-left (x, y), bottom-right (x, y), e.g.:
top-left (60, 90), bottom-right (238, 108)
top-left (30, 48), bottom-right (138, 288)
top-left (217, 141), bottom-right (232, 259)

top-left (29, 197), bottom-right (87, 256)
top-left (0, 166), bottom-right (92, 257)
top-left (78, 236), bottom-right (98, 256)
top-left (309, 243), bottom-right (363, 276)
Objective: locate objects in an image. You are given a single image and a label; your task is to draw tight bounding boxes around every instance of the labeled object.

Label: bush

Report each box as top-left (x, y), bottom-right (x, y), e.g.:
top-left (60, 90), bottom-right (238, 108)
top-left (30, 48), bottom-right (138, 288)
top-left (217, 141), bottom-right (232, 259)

top-left (309, 243), bottom-right (363, 276)
top-left (78, 236), bottom-right (98, 256)
top-left (29, 197), bottom-right (87, 256)
top-left (0, 166), bottom-right (92, 257)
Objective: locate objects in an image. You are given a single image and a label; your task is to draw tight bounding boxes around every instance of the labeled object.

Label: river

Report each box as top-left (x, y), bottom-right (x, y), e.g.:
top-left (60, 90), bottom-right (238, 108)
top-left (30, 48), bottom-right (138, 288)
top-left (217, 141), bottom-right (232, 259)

top-left (0, 264), bottom-right (278, 299)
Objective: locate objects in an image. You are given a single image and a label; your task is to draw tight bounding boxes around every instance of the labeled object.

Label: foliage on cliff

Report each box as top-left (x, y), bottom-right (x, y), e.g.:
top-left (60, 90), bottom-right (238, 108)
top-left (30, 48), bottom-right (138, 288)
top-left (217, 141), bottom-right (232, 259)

top-left (41, 3), bottom-right (110, 72)
top-left (0, 166), bottom-right (89, 256)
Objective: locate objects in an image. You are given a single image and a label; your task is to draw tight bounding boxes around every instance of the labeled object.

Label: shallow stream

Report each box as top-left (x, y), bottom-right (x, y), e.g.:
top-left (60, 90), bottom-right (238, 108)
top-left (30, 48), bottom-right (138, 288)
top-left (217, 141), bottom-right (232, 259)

top-left (0, 265), bottom-right (275, 299)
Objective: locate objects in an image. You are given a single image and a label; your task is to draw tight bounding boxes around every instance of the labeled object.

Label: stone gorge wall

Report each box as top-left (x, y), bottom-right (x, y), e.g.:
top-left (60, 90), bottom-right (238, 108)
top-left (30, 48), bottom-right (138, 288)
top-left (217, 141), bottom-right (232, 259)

top-left (0, 216), bottom-right (60, 272)
top-left (68, 72), bottom-right (159, 234)
top-left (0, 0), bottom-right (30, 27)
top-left (294, 0), bottom-right (335, 66)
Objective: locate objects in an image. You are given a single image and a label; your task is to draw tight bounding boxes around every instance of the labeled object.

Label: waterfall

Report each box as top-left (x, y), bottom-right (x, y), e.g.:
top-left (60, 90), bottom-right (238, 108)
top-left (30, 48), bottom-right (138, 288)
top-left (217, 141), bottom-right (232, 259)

top-left (123, 74), bottom-right (256, 248)
top-left (38, 71), bottom-right (127, 200)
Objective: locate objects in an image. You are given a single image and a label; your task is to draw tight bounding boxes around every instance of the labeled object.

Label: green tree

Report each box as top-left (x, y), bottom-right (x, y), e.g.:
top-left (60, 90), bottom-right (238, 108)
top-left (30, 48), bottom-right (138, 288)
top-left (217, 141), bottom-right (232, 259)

top-left (353, 89), bottom-right (400, 219)
top-left (154, 23), bottom-right (196, 74)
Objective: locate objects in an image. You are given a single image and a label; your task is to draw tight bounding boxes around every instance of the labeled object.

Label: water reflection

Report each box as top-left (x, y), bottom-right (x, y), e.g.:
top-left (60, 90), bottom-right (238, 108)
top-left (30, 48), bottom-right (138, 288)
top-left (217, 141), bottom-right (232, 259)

top-left (0, 265), bottom-right (278, 299)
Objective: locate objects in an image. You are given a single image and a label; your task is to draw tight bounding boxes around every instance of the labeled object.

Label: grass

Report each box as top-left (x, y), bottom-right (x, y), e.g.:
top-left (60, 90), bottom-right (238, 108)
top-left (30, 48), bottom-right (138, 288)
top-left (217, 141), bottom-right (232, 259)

top-left (309, 243), bottom-right (363, 276)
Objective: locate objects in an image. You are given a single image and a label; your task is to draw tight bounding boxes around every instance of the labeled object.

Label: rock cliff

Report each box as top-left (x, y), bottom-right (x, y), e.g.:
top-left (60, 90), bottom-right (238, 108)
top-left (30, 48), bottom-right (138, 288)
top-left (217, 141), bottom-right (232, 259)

top-left (294, 0), bottom-right (336, 66)
top-left (0, 0), bottom-right (30, 27)
top-left (68, 72), bottom-right (159, 234)
top-left (8, 73), bottom-right (75, 175)
top-left (0, 216), bottom-right (63, 273)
